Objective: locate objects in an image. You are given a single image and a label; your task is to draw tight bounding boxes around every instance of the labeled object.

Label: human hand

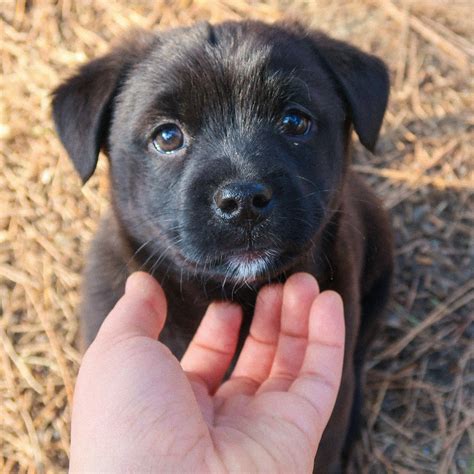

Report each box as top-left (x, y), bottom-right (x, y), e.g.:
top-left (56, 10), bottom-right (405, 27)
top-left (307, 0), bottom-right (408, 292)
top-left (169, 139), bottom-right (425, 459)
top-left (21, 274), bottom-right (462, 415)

top-left (70, 272), bottom-right (344, 473)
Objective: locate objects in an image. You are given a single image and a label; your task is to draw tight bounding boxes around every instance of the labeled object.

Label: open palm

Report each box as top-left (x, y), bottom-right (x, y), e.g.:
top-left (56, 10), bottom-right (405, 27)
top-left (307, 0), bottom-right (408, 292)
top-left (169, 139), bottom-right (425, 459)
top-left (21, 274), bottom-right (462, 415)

top-left (70, 272), bottom-right (344, 473)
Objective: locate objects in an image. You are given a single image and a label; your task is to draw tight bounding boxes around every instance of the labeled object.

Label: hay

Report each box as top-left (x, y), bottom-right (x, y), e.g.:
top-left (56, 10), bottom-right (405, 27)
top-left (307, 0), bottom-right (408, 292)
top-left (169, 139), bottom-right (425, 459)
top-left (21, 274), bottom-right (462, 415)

top-left (1, 0), bottom-right (472, 472)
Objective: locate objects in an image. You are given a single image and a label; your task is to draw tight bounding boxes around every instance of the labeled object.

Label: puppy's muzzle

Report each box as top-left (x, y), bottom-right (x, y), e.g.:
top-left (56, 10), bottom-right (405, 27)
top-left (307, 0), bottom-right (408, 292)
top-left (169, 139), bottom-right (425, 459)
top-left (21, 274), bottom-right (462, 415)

top-left (213, 181), bottom-right (273, 226)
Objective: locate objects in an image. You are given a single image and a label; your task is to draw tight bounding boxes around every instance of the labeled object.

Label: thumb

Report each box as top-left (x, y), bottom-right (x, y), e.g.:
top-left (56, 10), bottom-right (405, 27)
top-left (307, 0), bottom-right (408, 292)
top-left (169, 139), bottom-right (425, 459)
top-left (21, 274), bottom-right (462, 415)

top-left (96, 272), bottom-right (168, 342)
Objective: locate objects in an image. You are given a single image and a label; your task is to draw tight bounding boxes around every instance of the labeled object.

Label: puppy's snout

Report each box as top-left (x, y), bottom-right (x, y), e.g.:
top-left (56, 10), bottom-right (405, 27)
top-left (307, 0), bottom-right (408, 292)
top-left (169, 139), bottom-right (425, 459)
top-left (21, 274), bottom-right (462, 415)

top-left (213, 182), bottom-right (273, 224)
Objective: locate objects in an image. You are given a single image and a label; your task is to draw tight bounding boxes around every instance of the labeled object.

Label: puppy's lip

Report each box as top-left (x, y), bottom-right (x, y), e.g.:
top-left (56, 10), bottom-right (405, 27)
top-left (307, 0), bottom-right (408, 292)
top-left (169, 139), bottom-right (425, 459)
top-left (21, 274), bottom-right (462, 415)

top-left (215, 247), bottom-right (301, 283)
top-left (175, 243), bottom-right (302, 283)
top-left (220, 249), bottom-right (281, 283)
top-left (178, 245), bottom-right (286, 281)
top-left (227, 249), bottom-right (273, 262)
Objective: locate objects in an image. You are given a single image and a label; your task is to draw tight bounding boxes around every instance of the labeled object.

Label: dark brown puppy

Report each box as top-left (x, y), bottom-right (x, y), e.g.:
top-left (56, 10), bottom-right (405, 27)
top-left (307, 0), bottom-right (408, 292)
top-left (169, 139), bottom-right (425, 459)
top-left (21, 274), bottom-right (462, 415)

top-left (52, 20), bottom-right (393, 472)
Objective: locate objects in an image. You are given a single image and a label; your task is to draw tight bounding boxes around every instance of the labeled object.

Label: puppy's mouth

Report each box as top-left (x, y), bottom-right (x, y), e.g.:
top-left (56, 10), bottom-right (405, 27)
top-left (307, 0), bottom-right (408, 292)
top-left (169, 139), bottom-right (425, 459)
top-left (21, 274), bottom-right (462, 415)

top-left (180, 245), bottom-right (300, 284)
top-left (218, 248), bottom-right (282, 283)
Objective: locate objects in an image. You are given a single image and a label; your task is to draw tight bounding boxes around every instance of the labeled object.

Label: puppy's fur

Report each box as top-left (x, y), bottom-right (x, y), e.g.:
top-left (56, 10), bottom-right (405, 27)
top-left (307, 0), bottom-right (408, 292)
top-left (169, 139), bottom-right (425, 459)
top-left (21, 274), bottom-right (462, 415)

top-left (52, 20), bottom-right (393, 472)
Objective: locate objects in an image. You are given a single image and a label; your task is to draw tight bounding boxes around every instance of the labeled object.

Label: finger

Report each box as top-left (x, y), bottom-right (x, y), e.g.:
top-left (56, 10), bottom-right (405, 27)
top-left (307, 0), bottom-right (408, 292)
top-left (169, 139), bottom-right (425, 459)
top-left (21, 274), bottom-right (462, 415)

top-left (180, 301), bottom-right (242, 393)
top-left (216, 283), bottom-right (283, 398)
top-left (287, 291), bottom-right (345, 442)
top-left (258, 273), bottom-right (319, 393)
top-left (96, 272), bottom-right (167, 342)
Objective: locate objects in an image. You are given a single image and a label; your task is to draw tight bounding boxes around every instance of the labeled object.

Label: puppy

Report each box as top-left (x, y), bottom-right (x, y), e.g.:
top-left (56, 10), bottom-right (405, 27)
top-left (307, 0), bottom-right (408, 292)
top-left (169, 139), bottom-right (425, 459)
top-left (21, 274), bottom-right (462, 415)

top-left (52, 20), bottom-right (393, 472)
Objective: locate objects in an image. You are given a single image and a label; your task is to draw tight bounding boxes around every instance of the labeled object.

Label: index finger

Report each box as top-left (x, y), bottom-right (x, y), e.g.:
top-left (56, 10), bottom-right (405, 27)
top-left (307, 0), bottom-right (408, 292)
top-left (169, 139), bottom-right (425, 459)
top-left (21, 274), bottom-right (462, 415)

top-left (180, 301), bottom-right (243, 394)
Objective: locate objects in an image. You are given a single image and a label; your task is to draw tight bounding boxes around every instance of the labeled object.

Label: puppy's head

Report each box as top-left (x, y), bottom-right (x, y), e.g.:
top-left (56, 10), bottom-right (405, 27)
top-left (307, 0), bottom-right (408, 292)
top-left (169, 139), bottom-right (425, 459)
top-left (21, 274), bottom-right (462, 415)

top-left (52, 21), bottom-right (389, 284)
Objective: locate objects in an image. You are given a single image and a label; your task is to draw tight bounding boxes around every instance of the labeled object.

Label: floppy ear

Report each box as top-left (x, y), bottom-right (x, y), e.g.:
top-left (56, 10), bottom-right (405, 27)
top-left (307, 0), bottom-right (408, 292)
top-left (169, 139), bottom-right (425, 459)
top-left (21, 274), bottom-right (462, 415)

top-left (309, 32), bottom-right (390, 151)
top-left (52, 31), bottom-right (156, 183)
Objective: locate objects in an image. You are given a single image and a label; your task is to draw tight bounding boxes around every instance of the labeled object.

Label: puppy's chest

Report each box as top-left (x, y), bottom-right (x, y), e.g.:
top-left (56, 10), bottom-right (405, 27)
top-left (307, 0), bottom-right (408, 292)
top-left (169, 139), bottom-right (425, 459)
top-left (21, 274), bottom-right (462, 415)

top-left (158, 269), bottom-right (360, 363)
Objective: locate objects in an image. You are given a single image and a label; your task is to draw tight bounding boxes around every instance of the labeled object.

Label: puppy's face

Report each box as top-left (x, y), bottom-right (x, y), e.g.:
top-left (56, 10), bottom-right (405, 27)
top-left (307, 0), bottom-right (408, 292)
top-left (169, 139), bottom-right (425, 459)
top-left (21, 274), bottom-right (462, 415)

top-left (111, 24), bottom-right (347, 283)
top-left (53, 21), bottom-right (389, 284)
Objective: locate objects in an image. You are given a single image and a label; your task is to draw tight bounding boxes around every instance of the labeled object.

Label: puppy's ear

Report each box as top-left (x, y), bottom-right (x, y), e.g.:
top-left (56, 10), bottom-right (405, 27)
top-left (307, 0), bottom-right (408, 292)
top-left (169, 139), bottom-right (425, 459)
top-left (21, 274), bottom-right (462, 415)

top-left (310, 32), bottom-right (390, 151)
top-left (52, 31), bottom-right (156, 183)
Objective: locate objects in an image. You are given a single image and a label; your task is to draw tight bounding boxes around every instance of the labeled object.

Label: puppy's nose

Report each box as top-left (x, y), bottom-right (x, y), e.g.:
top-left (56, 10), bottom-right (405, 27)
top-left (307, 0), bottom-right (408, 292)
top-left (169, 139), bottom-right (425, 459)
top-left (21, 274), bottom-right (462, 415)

top-left (213, 182), bottom-right (273, 224)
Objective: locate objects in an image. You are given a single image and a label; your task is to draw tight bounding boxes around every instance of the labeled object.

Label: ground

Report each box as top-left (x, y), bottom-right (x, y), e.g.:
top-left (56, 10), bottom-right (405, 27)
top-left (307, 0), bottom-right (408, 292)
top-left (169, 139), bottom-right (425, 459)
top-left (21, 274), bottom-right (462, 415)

top-left (0, 0), bottom-right (472, 472)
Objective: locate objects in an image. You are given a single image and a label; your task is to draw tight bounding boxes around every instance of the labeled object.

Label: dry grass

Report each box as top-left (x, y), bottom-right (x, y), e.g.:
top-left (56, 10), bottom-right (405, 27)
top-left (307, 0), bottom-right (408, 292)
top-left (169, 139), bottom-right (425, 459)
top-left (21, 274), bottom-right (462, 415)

top-left (1, 0), bottom-right (473, 472)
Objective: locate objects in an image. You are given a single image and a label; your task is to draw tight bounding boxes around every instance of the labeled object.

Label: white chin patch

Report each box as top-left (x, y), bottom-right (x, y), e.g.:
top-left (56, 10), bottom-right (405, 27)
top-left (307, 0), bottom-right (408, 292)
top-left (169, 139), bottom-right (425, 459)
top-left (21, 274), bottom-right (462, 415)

top-left (225, 250), bottom-right (278, 282)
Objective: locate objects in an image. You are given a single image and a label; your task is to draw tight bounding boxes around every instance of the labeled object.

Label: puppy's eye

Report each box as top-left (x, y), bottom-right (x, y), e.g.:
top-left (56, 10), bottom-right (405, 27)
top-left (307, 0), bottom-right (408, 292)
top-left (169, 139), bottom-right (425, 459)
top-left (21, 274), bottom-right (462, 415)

top-left (152, 124), bottom-right (185, 153)
top-left (280, 111), bottom-right (311, 136)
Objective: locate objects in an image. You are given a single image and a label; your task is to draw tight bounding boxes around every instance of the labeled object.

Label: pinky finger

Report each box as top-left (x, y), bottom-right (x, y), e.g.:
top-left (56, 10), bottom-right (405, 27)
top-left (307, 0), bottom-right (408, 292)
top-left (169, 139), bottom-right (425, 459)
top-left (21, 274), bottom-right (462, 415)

top-left (288, 291), bottom-right (345, 440)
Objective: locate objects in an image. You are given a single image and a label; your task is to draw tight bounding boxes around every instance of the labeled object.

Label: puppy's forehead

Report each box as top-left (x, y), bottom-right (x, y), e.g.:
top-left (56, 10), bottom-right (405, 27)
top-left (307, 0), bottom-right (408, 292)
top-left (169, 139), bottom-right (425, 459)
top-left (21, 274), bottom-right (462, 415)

top-left (149, 28), bottom-right (288, 118)
top-left (123, 22), bottom-right (337, 132)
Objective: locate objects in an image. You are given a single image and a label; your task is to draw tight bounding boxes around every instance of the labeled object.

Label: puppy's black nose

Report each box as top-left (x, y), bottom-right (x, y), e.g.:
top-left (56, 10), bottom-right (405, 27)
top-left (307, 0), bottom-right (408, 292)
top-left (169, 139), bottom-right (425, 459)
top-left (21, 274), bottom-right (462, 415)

top-left (214, 182), bottom-right (273, 224)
